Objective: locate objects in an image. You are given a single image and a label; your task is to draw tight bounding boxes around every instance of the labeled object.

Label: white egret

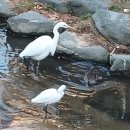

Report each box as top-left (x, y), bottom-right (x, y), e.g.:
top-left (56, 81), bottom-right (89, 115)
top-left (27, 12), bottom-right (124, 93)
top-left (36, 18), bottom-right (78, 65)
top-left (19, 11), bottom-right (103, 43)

top-left (19, 22), bottom-right (72, 73)
top-left (31, 85), bottom-right (66, 118)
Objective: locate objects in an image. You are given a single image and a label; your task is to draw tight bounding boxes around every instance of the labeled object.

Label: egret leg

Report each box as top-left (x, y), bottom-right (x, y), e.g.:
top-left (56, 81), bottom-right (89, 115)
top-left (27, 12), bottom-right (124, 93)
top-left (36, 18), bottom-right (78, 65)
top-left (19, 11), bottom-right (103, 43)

top-left (30, 59), bottom-right (34, 72)
top-left (36, 61), bottom-right (40, 75)
top-left (23, 57), bottom-right (30, 72)
top-left (43, 105), bottom-right (53, 119)
top-left (43, 104), bottom-right (48, 119)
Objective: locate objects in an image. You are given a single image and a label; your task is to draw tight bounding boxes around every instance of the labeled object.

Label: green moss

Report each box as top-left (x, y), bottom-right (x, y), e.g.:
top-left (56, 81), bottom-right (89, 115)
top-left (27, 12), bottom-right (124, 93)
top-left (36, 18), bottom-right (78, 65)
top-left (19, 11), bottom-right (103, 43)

top-left (11, 0), bottom-right (35, 14)
top-left (44, 4), bottom-right (55, 10)
top-left (109, 4), bottom-right (122, 12)
top-left (17, 0), bottom-right (34, 11)
top-left (80, 13), bottom-right (91, 20)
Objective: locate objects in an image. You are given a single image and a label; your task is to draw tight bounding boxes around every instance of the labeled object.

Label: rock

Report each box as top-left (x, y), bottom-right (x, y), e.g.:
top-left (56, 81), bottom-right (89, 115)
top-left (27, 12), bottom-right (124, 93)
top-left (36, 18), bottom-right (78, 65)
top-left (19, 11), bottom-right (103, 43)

top-left (84, 67), bottom-right (108, 87)
top-left (110, 54), bottom-right (130, 71)
top-left (57, 31), bottom-right (77, 54)
top-left (71, 0), bottom-right (112, 15)
top-left (33, 0), bottom-right (71, 13)
top-left (33, 0), bottom-right (112, 15)
top-left (57, 31), bottom-right (109, 63)
top-left (0, 0), bottom-right (15, 18)
top-left (92, 9), bottom-right (130, 45)
top-left (84, 82), bottom-right (127, 119)
top-left (76, 45), bottom-right (109, 63)
top-left (7, 11), bottom-right (55, 34)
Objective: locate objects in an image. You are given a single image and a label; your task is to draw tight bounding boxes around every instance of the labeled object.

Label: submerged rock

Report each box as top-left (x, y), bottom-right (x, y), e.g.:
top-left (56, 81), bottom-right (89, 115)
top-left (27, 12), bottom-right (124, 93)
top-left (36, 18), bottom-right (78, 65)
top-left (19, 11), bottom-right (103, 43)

top-left (92, 9), bottom-right (130, 45)
top-left (84, 67), bottom-right (107, 87)
top-left (84, 78), bottom-right (130, 121)
top-left (7, 11), bottom-right (55, 34)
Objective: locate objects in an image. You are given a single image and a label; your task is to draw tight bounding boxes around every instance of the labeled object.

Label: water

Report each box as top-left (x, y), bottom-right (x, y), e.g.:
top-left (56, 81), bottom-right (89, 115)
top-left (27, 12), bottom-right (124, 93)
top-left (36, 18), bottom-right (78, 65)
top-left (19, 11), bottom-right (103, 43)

top-left (0, 26), bottom-right (130, 129)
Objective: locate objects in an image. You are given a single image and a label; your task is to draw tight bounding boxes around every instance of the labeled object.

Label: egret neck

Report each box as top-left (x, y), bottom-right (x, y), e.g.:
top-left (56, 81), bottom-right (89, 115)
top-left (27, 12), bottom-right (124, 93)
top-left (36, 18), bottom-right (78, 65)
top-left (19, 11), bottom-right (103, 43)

top-left (50, 25), bottom-right (60, 56)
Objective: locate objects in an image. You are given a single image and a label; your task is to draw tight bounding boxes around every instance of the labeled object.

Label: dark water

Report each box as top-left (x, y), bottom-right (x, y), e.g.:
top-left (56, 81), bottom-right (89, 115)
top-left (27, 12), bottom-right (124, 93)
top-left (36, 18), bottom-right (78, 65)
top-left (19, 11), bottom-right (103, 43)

top-left (0, 26), bottom-right (130, 129)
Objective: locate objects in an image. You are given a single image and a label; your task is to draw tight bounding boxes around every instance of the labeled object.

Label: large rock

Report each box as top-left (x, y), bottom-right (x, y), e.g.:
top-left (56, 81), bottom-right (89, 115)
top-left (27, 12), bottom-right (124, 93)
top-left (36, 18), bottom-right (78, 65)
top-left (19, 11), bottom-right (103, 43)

top-left (71, 0), bottom-right (112, 15)
top-left (84, 82), bottom-right (127, 120)
top-left (110, 54), bottom-right (130, 71)
top-left (57, 31), bottom-right (109, 63)
top-left (33, 0), bottom-right (71, 13)
top-left (0, 0), bottom-right (15, 18)
top-left (33, 0), bottom-right (112, 15)
top-left (7, 11), bottom-right (55, 34)
top-left (92, 9), bottom-right (130, 45)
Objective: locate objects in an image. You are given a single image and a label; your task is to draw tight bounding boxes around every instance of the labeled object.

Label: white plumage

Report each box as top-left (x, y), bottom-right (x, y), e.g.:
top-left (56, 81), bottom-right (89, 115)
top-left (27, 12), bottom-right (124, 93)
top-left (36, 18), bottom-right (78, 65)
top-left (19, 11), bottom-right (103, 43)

top-left (31, 85), bottom-right (66, 105)
top-left (31, 85), bottom-right (66, 118)
top-left (19, 22), bottom-right (71, 61)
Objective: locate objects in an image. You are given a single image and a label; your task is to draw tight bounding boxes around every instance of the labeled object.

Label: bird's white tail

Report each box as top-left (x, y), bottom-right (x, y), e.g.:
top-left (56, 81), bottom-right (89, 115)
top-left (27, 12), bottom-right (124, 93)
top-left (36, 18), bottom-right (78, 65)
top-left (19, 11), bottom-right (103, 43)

top-left (31, 98), bottom-right (36, 103)
top-left (19, 52), bottom-right (24, 59)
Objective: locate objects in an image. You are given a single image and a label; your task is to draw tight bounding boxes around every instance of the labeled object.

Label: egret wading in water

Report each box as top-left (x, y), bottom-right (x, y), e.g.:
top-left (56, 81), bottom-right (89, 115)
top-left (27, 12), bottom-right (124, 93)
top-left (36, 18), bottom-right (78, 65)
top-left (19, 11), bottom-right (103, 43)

top-left (31, 85), bottom-right (66, 118)
top-left (19, 22), bottom-right (73, 74)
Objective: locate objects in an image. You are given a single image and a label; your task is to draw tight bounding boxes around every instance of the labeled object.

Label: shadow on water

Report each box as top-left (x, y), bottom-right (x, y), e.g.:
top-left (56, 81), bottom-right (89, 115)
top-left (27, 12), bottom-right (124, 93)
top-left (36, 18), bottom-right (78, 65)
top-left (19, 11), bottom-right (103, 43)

top-left (0, 25), bottom-right (130, 129)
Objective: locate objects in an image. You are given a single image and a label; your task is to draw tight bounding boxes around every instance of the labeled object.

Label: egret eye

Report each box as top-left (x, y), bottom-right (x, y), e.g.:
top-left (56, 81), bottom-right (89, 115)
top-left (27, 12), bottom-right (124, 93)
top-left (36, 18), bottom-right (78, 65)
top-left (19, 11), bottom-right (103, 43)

top-left (63, 25), bottom-right (67, 28)
top-left (58, 27), bottom-right (66, 33)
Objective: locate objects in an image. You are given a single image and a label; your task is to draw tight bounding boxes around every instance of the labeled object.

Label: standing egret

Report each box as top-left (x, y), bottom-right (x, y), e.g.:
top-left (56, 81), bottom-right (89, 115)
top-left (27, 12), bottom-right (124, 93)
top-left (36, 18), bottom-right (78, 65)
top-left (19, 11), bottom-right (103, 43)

top-left (31, 85), bottom-right (66, 118)
top-left (19, 22), bottom-right (72, 73)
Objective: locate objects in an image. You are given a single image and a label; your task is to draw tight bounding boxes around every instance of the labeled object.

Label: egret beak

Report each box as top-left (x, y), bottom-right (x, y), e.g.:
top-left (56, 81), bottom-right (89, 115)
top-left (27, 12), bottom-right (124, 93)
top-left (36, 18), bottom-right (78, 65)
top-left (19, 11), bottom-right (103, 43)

top-left (67, 25), bottom-right (75, 31)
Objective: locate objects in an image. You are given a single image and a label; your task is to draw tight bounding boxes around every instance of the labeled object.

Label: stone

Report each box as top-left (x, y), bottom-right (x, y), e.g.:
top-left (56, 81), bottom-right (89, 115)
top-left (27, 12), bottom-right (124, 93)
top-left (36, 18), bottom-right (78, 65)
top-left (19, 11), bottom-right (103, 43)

top-left (0, 0), bottom-right (15, 18)
top-left (7, 11), bottom-right (55, 34)
top-left (33, 0), bottom-right (112, 16)
top-left (110, 54), bottom-right (130, 71)
top-left (84, 82), bottom-right (127, 119)
top-left (71, 0), bottom-right (112, 15)
top-left (57, 31), bottom-right (109, 63)
top-left (33, 0), bottom-right (71, 13)
top-left (76, 45), bottom-right (109, 63)
top-left (92, 9), bottom-right (130, 45)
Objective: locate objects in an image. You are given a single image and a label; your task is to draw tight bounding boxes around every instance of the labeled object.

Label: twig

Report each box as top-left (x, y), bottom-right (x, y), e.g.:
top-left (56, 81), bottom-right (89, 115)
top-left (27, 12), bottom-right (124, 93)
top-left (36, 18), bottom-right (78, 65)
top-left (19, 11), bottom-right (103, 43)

top-left (110, 46), bottom-right (120, 55)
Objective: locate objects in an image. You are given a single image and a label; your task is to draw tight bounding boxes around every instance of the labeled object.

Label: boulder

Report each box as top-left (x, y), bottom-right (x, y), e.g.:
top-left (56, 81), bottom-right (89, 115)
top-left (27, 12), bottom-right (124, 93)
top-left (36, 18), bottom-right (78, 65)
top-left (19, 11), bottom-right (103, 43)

top-left (110, 54), bottom-right (130, 71)
top-left (0, 0), bottom-right (15, 18)
top-left (57, 31), bottom-right (109, 63)
top-left (84, 82), bottom-right (127, 119)
top-left (33, 0), bottom-right (71, 13)
top-left (76, 45), bottom-right (109, 63)
top-left (7, 11), bottom-right (55, 34)
top-left (71, 0), bottom-right (112, 15)
top-left (92, 9), bottom-right (130, 45)
top-left (33, 0), bottom-right (112, 15)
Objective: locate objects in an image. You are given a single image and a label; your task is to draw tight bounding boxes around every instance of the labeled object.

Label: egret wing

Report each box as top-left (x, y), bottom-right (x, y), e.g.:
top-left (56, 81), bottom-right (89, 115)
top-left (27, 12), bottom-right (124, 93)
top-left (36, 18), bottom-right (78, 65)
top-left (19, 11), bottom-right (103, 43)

top-left (32, 89), bottom-right (58, 104)
top-left (20, 36), bottom-right (52, 57)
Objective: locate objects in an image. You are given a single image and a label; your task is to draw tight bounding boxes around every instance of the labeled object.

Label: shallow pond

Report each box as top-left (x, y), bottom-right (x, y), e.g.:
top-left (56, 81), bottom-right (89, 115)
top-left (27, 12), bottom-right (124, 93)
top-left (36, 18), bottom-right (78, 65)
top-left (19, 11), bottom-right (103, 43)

top-left (0, 25), bottom-right (130, 130)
